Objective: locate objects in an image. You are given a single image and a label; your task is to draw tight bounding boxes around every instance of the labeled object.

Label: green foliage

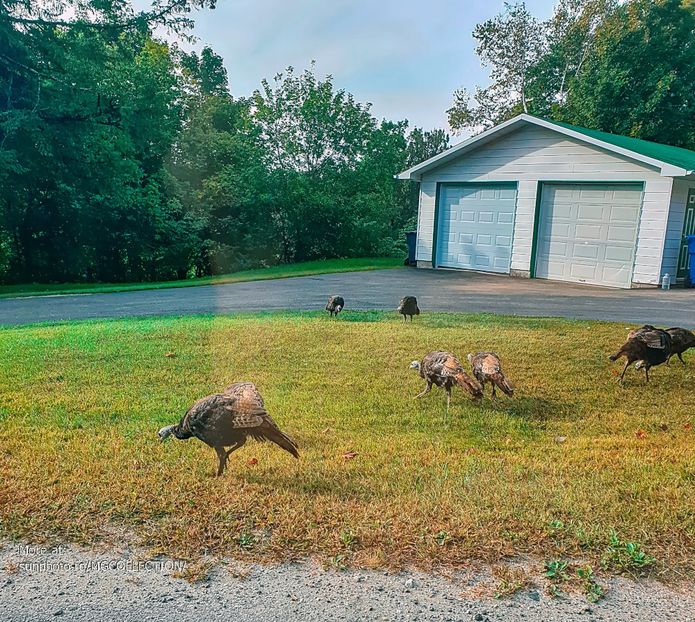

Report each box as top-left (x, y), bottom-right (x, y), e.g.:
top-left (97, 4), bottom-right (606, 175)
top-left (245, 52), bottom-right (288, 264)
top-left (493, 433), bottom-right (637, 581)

top-left (577, 565), bottom-right (606, 602)
top-left (452, 0), bottom-right (695, 150)
top-left (0, 4), bottom-right (447, 285)
top-left (601, 530), bottom-right (656, 572)
top-left (543, 559), bottom-right (570, 581)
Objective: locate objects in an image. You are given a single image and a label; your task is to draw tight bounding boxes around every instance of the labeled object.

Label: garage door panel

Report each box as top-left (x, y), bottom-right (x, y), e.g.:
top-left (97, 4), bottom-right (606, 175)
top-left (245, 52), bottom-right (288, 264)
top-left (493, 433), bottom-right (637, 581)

top-left (607, 225), bottom-right (636, 242)
top-left (577, 205), bottom-right (604, 220)
top-left (437, 184), bottom-right (517, 274)
top-left (575, 224), bottom-right (602, 239)
top-left (535, 183), bottom-right (642, 288)
top-left (611, 206), bottom-right (640, 222)
top-left (573, 244), bottom-right (600, 260)
top-left (604, 246), bottom-right (633, 262)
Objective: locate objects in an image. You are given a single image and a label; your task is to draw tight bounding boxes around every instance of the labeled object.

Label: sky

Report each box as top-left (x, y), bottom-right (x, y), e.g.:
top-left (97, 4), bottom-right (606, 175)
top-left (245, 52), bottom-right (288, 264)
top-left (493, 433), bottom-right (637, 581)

top-left (154, 0), bottom-right (558, 134)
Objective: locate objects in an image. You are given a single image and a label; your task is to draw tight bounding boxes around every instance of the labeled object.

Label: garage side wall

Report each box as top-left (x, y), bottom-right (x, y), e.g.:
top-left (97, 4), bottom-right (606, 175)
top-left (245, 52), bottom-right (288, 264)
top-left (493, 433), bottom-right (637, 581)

top-left (415, 124), bottom-right (670, 285)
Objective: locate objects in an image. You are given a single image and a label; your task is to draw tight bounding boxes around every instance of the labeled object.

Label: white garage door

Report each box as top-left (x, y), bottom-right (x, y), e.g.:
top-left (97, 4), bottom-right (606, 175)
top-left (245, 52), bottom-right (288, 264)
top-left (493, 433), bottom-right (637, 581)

top-left (436, 184), bottom-right (517, 273)
top-left (535, 183), bottom-right (642, 288)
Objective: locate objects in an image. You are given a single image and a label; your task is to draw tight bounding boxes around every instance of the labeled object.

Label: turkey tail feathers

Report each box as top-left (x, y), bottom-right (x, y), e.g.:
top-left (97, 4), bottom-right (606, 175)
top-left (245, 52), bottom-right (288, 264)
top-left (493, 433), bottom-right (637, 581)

top-left (492, 372), bottom-right (514, 397)
top-left (455, 371), bottom-right (483, 398)
top-left (258, 424), bottom-right (300, 459)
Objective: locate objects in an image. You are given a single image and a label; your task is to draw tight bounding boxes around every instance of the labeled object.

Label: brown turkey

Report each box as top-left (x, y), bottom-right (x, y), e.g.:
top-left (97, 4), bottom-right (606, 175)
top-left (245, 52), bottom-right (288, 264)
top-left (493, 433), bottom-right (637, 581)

top-left (398, 296), bottom-right (420, 321)
top-left (665, 327), bottom-right (695, 365)
top-left (325, 295), bottom-right (345, 317)
top-left (409, 351), bottom-right (483, 409)
top-left (467, 352), bottom-right (514, 398)
top-left (609, 325), bottom-right (672, 383)
top-left (158, 382), bottom-right (298, 476)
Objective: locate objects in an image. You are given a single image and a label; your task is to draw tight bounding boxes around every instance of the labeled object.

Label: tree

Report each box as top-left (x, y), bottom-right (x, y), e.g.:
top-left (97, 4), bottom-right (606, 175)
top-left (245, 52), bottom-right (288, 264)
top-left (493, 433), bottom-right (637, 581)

top-left (447, 2), bottom-right (544, 133)
top-left (525, 0), bottom-right (617, 117)
top-left (0, 0), bottom-right (212, 282)
top-left (559, 0), bottom-right (695, 148)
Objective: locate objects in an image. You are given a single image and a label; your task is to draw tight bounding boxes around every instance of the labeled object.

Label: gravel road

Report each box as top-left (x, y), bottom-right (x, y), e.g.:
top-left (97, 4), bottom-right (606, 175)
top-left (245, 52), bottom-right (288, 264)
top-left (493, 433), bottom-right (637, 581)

top-left (2, 268), bottom-right (694, 327)
top-left (1, 543), bottom-right (693, 621)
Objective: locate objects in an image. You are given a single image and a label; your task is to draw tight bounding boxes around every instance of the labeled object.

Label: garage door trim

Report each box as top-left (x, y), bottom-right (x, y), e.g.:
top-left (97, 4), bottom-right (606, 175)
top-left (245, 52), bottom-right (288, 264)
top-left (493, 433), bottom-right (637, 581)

top-left (529, 180), bottom-right (645, 285)
top-left (432, 181), bottom-right (519, 272)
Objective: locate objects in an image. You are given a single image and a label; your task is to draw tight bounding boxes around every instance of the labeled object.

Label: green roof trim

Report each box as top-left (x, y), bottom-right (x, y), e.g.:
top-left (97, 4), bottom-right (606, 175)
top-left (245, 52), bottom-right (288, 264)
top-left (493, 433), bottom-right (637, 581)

top-left (535, 115), bottom-right (695, 172)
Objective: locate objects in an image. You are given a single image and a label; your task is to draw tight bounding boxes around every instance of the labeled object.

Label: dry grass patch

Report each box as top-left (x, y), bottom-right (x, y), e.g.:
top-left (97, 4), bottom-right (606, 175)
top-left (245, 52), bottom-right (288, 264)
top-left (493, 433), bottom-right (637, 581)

top-left (0, 311), bottom-right (693, 576)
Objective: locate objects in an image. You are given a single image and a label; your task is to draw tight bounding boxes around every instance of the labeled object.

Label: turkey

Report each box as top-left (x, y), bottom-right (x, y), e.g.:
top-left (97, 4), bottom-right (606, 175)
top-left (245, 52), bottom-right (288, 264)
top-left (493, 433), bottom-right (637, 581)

top-left (398, 296), bottom-right (420, 321)
top-left (665, 327), bottom-right (695, 365)
top-left (158, 382), bottom-right (298, 476)
top-left (325, 295), bottom-right (345, 317)
top-left (609, 325), bottom-right (672, 383)
top-left (409, 351), bottom-right (483, 409)
top-left (467, 352), bottom-right (514, 398)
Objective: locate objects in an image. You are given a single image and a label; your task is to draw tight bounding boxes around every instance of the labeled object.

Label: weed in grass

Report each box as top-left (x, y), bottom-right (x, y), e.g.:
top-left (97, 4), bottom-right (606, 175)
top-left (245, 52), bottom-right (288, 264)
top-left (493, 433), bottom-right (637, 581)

top-left (544, 559), bottom-right (570, 582)
top-left (492, 565), bottom-right (531, 599)
top-left (601, 531), bottom-right (655, 572)
top-left (238, 533), bottom-right (255, 550)
top-left (577, 565), bottom-right (606, 603)
top-left (434, 531), bottom-right (450, 547)
top-left (330, 554), bottom-right (348, 571)
top-left (339, 529), bottom-right (358, 550)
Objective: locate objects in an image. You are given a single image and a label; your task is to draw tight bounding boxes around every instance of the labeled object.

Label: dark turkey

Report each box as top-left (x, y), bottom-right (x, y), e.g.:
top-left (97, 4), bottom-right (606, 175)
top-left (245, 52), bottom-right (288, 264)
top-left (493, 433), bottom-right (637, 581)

top-left (158, 382), bottom-right (298, 476)
top-left (665, 327), bottom-right (695, 365)
top-left (410, 351), bottom-right (483, 409)
top-left (609, 325), bottom-right (672, 383)
top-left (325, 295), bottom-right (345, 317)
top-left (398, 296), bottom-right (420, 321)
top-left (467, 352), bottom-right (514, 398)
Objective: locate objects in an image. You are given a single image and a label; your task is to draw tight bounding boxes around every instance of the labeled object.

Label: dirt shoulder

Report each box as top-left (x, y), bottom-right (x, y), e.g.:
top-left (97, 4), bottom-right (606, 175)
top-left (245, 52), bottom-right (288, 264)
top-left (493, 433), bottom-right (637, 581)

top-left (1, 543), bottom-right (693, 622)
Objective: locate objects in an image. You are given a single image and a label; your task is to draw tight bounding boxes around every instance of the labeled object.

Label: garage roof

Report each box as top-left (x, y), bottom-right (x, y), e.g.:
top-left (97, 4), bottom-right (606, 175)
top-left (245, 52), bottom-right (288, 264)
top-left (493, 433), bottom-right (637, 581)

top-left (397, 114), bottom-right (695, 180)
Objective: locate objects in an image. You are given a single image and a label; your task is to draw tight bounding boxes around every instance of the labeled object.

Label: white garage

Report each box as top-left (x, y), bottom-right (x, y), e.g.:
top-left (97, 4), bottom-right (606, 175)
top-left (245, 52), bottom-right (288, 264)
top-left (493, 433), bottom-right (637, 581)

top-left (398, 114), bottom-right (695, 288)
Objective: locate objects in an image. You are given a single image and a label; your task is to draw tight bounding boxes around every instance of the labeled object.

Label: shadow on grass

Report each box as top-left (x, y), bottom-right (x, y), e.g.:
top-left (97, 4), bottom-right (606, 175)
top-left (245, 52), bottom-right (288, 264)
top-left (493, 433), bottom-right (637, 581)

top-left (493, 395), bottom-right (580, 423)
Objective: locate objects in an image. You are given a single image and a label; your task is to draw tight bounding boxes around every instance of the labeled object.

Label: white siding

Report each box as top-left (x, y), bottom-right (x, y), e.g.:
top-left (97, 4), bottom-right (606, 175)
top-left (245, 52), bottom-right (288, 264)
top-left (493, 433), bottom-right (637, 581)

top-left (661, 178), bottom-right (695, 279)
top-left (416, 124), bottom-right (673, 286)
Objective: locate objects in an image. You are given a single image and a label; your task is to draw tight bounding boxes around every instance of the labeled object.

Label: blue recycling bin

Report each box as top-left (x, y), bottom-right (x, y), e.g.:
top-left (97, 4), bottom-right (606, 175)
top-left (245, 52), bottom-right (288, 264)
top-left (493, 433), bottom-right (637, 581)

top-left (405, 231), bottom-right (417, 266)
top-left (687, 235), bottom-right (695, 286)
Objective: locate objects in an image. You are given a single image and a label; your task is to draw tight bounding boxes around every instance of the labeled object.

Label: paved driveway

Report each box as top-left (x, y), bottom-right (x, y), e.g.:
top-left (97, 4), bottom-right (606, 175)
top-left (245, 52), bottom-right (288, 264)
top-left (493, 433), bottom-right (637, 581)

top-left (1, 268), bottom-right (694, 327)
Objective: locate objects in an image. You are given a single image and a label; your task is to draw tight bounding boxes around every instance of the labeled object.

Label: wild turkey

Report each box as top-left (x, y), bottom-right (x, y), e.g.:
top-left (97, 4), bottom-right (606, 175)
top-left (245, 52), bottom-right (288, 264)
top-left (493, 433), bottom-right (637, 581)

top-left (398, 296), bottom-right (420, 321)
top-left (665, 327), bottom-right (695, 365)
top-left (609, 325), bottom-right (672, 383)
top-left (325, 295), bottom-right (344, 317)
top-left (467, 352), bottom-right (514, 398)
top-left (409, 351), bottom-right (483, 409)
top-left (158, 382), bottom-right (298, 476)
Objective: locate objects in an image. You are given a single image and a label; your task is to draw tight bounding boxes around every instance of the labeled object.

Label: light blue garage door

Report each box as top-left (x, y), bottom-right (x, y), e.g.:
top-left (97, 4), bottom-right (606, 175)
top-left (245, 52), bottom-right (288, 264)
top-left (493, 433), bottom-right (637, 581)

top-left (436, 184), bottom-right (517, 273)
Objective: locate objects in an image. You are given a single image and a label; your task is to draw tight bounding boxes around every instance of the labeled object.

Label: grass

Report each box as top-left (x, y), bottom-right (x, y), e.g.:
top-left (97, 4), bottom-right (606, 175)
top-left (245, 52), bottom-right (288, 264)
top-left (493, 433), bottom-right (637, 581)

top-left (0, 311), bottom-right (694, 577)
top-left (0, 257), bottom-right (401, 299)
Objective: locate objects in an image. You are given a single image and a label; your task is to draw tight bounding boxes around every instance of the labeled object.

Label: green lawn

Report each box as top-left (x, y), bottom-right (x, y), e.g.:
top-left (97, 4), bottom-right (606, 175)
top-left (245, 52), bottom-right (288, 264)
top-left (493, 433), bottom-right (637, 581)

top-left (0, 257), bottom-right (401, 299)
top-left (0, 311), bottom-right (693, 578)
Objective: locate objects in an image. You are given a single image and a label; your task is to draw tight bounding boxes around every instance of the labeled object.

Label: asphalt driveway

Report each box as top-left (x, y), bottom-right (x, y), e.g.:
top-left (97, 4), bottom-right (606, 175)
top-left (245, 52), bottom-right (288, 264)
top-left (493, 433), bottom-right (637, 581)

top-left (1, 268), bottom-right (693, 327)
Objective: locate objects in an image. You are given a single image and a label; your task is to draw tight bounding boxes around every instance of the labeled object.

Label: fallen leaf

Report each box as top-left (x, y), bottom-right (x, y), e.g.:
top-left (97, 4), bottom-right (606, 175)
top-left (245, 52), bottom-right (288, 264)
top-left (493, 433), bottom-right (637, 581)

top-left (246, 458), bottom-right (258, 466)
top-left (635, 429), bottom-right (647, 439)
top-left (684, 423), bottom-right (693, 432)
top-left (554, 436), bottom-right (567, 444)
top-left (342, 451), bottom-right (358, 460)
top-left (164, 352), bottom-right (176, 358)
top-left (465, 447), bottom-right (477, 456)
